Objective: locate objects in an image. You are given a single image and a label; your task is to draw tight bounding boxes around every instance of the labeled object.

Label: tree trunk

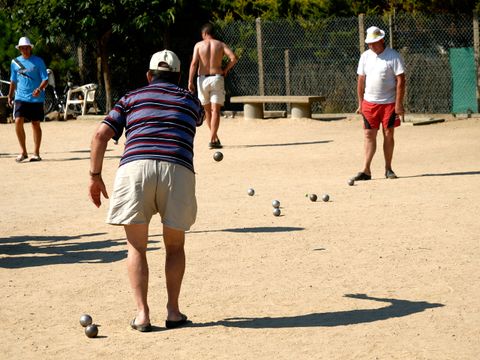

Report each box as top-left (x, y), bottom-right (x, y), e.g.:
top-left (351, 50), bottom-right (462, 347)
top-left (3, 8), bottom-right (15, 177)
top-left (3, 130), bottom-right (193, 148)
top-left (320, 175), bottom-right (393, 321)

top-left (98, 29), bottom-right (112, 112)
top-left (96, 47), bottom-right (102, 95)
top-left (163, 26), bottom-right (171, 48)
top-left (77, 44), bottom-right (85, 84)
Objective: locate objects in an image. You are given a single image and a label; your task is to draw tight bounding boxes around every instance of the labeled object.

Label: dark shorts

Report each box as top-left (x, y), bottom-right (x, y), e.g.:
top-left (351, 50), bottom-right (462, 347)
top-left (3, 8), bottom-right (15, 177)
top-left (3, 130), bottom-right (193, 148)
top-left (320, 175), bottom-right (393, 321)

top-left (362, 100), bottom-right (400, 130)
top-left (14, 101), bottom-right (44, 122)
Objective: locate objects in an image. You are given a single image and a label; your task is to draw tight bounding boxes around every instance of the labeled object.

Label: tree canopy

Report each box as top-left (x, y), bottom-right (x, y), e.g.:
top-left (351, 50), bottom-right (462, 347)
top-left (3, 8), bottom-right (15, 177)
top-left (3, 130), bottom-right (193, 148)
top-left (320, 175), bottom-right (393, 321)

top-left (6, 0), bottom-right (179, 110)
top-left (1, 0), bottom-right (479, 108)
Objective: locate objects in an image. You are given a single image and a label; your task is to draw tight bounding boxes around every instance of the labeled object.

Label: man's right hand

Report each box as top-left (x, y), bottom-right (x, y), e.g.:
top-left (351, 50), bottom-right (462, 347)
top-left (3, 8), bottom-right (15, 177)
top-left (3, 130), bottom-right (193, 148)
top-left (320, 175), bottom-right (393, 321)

top-left (188, 82), bottom-right (195, 93)
top-left (89, 177), bottom-right (109, 208)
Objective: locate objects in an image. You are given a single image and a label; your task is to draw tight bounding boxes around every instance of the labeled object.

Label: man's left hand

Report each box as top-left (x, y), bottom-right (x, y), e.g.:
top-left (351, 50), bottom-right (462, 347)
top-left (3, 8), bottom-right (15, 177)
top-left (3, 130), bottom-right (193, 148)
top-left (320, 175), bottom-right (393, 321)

top-left (395, 104), bottom-right (405, 115)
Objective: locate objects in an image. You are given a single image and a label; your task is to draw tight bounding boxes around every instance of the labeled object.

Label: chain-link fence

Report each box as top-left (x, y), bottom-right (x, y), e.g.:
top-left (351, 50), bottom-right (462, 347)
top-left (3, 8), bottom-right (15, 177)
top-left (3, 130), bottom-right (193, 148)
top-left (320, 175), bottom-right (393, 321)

top-left (4, 13), bottom-right (475, 116)
top-left (217, 13), bottom-right (476, 114)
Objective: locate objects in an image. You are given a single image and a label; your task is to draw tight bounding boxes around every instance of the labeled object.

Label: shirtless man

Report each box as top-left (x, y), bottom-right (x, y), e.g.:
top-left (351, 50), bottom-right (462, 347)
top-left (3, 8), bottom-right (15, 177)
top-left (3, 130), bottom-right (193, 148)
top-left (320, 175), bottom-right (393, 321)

top-left (188, 23), bottom-right (237, 149)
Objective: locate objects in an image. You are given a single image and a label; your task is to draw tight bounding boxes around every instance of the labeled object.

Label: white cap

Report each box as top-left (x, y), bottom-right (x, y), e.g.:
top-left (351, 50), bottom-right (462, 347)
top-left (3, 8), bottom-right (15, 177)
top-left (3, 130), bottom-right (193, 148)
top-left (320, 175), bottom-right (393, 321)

top-left (16, 36), bottom-right (34, 49)
top-left (149, 50), bottom-right (180, 72)
top-left (365, 26), bottom-right (385, 44)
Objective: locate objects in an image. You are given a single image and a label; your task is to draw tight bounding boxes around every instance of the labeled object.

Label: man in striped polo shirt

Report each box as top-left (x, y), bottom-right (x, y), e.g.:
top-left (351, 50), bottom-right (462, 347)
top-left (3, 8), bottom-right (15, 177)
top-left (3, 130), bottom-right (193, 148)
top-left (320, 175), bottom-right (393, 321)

top-left (89, 50), bottom-right (204, 332)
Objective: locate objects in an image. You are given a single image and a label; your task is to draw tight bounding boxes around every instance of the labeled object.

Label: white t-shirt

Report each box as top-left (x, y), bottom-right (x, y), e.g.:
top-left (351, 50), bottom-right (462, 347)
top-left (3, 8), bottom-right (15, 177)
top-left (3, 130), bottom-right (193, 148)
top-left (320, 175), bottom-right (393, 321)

top-left (357, 47), bottom-right (405, 104)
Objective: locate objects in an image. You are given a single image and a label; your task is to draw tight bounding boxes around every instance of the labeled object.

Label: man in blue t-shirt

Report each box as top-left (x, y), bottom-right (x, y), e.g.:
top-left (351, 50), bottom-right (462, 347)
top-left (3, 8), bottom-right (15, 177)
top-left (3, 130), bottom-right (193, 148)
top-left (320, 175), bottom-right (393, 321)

top-left (8, 37), bottom-right (49, 162)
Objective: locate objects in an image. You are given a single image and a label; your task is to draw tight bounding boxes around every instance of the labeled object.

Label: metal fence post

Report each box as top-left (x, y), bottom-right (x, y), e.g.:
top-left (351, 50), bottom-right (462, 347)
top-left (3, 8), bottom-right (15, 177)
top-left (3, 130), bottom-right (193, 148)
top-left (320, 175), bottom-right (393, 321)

top-left (389, 14), bottom-right (394, 48)
top-left (474, 11), bottom-right (480, 113)
top-left (358, 14), bottom-right (365, 53)
top-left (285, 49), bottom-right (291, 113)
top-left (256, 18), bottom-right (265, 96)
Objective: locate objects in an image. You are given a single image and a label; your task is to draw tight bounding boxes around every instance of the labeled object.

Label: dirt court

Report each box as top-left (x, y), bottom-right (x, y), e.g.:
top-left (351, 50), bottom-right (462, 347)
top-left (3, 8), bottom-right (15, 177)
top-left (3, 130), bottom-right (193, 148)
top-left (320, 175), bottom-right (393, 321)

top-left (1, 114), bottom-right (479, 359)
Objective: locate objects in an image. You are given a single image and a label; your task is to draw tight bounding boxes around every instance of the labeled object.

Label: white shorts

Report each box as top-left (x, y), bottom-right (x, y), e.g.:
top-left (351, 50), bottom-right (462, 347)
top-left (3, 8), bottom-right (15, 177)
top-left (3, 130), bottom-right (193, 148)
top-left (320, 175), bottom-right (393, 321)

top-left (197, 75), bottom-right (225, 106)
top-left (106, 160), bottom-right (197, 231)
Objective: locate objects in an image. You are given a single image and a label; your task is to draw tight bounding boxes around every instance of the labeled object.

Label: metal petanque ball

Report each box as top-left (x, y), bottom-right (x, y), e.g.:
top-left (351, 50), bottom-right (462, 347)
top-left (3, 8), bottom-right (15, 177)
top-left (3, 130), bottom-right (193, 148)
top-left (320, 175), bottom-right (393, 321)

top-left (348, 178), bottom-right (355, 186)
top-left (309, 194), bottom-right (318, 202)
top-left (213, 151), bottom-right (223, 162)
top-left (272, 200), bottom-right (280, 208)
top-left (273, 208), bottom-right (281, 217)
top-left (85, 324), bottom-right (98, 338)
top-left (322, 194), bottom-right (330, 202)
top-left (247, 188), bottom-right (255, 196)
top-left (79, 314), bottom-right (93, 327)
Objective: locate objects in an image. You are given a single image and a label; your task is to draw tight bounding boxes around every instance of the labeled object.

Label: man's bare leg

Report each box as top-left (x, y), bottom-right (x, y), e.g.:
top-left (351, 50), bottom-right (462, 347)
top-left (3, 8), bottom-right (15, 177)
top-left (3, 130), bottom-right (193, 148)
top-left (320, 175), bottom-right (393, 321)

top-left (124, 223), bottom-right (150, 326)
top-left (210, 103), bottom-right (222, 143)
top-left (203, 103), bottom-right (212, 132)
top-left (15, 117), bottom-right (28, 157)
top-left (163, 225), bottom-right (186, 322)
top-left (362, 128), bottom-right (378, 176)
top-left (383, 127), bottom-right (395, 171)
top-left (31, 120), bottom-right (42, 157)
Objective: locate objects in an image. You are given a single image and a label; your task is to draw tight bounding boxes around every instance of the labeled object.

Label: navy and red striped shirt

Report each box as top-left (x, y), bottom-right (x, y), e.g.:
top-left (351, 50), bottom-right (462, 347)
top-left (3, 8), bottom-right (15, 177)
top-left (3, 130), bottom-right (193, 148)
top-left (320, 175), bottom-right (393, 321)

top-left (103, 79), bottom-right (204, 173)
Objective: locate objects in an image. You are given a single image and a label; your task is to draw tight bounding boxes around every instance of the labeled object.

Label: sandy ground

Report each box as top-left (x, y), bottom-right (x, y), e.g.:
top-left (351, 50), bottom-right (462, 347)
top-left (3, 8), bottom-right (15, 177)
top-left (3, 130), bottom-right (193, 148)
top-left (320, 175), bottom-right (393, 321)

top-left (1, 114), bottom-right (479, 359)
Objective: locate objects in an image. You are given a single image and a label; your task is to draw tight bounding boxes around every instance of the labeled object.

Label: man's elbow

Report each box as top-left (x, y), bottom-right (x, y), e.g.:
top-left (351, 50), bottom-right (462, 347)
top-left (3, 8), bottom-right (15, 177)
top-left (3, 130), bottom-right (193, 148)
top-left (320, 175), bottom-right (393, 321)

top-left (92, 132), bottom-right (110, 147)
top-left (93, 125), bottom-right (114, 144)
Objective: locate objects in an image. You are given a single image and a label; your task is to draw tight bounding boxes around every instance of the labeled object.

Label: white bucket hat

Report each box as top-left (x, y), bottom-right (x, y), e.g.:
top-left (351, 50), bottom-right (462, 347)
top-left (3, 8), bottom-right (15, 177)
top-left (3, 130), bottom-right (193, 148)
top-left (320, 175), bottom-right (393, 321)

top-left (365, 26), bottom-right (385, 44)
top-left (16, 36), bottom-right (34, 49)
top-left (149, 50), bottom-right (180, 72)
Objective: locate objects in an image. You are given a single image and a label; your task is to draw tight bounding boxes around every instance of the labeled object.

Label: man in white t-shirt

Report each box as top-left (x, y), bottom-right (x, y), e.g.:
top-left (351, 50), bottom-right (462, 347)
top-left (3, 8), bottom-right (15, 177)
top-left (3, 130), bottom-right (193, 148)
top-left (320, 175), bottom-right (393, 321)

top-left (353, 26), bottom-right (406, 181)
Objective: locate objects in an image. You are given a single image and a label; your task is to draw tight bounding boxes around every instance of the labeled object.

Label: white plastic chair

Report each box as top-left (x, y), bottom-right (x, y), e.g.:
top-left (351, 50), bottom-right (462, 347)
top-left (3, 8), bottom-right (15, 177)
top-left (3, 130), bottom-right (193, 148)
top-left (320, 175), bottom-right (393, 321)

top-left (64, 83), bottom-right (98, 120)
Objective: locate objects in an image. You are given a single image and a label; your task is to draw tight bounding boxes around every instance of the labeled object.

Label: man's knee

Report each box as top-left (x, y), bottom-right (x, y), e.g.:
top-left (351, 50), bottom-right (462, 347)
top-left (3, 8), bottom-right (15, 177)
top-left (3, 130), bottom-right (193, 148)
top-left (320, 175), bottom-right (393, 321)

top-left (163, 226), bottom-right (185, 251)
top-left (383, 127), bottom-right (395, 139)
top-left (211, 104), bottom-right (222, 115)
top-left (364, 129), bottom-right (378, 140)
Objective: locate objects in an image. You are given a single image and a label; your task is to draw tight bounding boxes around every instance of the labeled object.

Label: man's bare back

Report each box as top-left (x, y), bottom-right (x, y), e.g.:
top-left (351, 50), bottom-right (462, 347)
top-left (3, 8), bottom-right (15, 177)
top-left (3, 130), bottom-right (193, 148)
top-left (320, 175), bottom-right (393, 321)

top-left (189, 28), bottom-right (237, 89)
top-left (195, 39), bottom-right (227, 76)
top-left (188, 23), bottom-right (237, 147)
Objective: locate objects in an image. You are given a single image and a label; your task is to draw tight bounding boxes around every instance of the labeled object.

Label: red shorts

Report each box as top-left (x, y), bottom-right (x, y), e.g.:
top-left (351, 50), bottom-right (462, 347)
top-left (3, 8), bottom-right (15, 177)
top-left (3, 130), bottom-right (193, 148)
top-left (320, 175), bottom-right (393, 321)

top-left (361, 100), bottom-right (400, 130)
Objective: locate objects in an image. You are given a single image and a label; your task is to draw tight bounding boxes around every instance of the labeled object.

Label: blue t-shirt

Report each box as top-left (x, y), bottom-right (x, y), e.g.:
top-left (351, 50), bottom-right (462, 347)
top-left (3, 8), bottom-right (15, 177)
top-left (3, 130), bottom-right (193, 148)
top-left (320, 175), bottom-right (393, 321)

top-left (10, 55), bottom-right (48, 103)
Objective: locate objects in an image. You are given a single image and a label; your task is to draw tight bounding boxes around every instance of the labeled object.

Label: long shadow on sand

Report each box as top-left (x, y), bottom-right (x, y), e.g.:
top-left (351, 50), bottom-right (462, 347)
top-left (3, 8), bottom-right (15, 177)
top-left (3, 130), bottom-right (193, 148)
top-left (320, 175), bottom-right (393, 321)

top-left (187, 226), bottom-right (304, 234)
top-left (0, 149), bottom-right (119, 162)
top-left (402, 170), bottom-right (480, 178)
top-left (191, 294), bottom-right (444, 329)
top-left (228, 140), bottom-right (332, 149)
top-left (0, 233), bottom-right (160, 268)
top-left (1, 226), bottom-right (298, 269)
top-left (33, 154), bottom-right (121, 162)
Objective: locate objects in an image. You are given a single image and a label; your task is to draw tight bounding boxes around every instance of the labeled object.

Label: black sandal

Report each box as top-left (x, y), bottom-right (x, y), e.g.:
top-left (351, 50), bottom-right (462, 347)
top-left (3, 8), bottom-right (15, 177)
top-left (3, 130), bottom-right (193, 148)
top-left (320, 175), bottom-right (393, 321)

top-left (385, 169), bottom-right (398, 179)
top-left (130, 318), bottom-right (152, 332)
top-left (165, 313), bottom-right (190, 329)
top-left (209, 139), bottom-right (223, 149)
top-left (352, 172), bottom-right (371, 181)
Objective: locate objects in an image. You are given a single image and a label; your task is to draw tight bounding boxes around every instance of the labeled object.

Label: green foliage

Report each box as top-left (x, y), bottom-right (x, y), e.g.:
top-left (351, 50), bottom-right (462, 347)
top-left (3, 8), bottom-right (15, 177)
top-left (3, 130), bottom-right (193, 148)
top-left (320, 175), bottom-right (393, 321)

top-left (3, 0), bottom-right (479, 104)
top-left (212, 0), bottom-right (348, 20)
top-left (0, 13), bottom-right (19, 78)
top-left (211, 0), bottom-right (480, 19)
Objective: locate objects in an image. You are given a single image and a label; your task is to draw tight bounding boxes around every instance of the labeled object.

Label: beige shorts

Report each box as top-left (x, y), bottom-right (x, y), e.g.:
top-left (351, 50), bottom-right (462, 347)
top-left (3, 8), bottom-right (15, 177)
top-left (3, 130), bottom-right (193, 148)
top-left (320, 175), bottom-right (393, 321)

top-left (197, 75), bottom-right (225, 105)
top-left (106, 160), bottom-right (197, 231)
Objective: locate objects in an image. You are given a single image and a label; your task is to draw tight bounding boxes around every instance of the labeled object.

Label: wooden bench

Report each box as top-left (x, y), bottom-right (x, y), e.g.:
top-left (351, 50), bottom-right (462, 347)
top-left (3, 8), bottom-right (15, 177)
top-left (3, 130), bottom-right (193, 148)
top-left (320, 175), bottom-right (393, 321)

top-left (230, 95), bottom-right (325, 119)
